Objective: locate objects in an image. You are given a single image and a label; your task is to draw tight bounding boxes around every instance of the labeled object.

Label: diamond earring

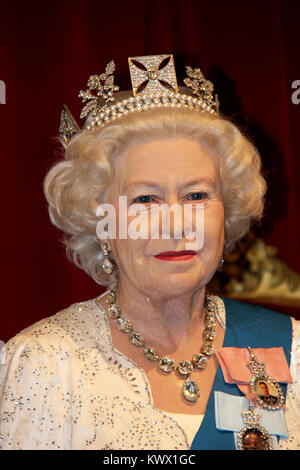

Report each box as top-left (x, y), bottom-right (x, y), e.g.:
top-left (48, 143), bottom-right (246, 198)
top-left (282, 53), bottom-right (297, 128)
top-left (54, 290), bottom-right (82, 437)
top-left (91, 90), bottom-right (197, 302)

top-left (100, 242), bottom-right (115, 274)
top-left (217, 258), bottom-right (225, 272)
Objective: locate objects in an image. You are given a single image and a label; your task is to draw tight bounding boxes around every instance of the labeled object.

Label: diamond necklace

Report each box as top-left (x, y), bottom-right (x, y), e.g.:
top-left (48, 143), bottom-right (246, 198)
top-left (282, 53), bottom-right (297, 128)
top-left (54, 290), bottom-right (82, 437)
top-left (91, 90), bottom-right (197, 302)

top-left (104, 286), bottom-right (217, 403)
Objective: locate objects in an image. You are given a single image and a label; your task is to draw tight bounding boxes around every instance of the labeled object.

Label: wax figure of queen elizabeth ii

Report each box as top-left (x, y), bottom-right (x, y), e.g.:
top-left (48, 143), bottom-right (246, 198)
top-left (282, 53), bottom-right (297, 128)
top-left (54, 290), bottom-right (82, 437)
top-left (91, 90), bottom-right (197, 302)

top-left (0, 55), bottom-right (299, 450)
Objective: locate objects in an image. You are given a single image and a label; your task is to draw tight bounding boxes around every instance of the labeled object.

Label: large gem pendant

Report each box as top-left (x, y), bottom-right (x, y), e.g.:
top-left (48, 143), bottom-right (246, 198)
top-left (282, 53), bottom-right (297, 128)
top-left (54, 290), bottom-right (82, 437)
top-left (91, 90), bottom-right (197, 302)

top-left (182, 378), bottom-right (200, 402)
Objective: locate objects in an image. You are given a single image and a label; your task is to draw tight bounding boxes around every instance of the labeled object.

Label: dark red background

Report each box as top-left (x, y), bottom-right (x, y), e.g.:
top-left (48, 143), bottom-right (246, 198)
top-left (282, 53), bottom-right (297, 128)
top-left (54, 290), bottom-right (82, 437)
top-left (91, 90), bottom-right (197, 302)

top-left (1, 0), bottom-right (300, 341)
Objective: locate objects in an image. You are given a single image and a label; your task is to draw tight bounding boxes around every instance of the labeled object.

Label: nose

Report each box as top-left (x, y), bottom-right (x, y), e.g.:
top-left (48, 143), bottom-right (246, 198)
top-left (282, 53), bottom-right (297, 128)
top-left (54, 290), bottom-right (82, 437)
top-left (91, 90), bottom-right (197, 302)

top-left (162, 202), bottom-right (184, 239)
top-left (152, 190), bottom-right (187, 240)
top-left (160, 197), bottom-right (204, 251)
top-left (147, 190), bottom-right (184, 240)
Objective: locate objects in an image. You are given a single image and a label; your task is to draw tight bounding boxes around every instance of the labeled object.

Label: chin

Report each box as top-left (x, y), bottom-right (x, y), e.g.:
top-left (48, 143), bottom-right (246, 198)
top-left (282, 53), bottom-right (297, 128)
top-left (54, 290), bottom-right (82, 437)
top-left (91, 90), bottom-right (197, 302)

top-left (150, 271), bottom-right (205, 297)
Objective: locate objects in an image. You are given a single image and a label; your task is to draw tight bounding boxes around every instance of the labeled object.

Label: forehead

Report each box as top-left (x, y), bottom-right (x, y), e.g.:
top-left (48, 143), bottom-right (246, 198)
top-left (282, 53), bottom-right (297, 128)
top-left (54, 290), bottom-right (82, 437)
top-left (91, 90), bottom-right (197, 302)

top-left (116, 139), bottom-right (217, 188)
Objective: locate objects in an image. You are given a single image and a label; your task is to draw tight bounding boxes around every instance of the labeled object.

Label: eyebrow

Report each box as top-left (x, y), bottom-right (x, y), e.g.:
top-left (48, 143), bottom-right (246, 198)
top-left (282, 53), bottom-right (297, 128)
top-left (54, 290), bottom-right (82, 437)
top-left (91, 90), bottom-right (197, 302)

top-left (123, 177), bottom-right (217, 192)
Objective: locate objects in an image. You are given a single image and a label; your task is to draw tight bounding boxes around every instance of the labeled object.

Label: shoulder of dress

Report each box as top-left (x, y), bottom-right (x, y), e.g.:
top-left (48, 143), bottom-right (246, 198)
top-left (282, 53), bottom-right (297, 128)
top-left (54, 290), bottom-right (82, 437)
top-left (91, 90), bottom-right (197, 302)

top-left (210, 295), bottom-right (226, 329)
top-left (291, 316), bottom-right (300, 343)
top-left (3, 294), bottom-right (109, 355)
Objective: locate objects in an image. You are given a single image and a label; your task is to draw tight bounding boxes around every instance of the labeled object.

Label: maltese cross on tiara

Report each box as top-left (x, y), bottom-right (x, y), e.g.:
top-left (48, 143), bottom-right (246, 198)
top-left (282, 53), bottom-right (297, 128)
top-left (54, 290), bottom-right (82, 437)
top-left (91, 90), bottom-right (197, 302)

top-left (128, 54), bottom-right (178, 96)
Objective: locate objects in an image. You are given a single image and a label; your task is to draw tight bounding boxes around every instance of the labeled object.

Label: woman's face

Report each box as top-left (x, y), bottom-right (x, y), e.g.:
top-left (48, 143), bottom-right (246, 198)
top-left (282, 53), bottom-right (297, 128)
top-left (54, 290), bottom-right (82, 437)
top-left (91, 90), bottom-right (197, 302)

top-left (105, 138), bottom-right (224, 298)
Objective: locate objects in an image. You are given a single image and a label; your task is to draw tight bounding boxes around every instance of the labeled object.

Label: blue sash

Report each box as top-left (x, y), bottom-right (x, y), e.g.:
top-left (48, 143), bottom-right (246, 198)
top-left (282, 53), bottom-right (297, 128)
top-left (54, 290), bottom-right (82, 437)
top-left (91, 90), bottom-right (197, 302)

top-left (190, 298), bottom-right (292, 450)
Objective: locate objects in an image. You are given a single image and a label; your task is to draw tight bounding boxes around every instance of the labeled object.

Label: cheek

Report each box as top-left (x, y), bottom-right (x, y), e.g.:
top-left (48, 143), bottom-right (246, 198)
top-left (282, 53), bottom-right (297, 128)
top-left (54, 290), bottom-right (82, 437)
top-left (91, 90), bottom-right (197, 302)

top-left (110, 235), bottom-right (148, 272)
top-left (203, 203), bottom-right (225, 246)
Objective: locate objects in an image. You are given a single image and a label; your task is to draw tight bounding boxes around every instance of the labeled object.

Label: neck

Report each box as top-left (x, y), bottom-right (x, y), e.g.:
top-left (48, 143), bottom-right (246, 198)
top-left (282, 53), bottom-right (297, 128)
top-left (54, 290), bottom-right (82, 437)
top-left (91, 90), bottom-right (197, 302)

top-left (114, 277), bottom-right (206, 352)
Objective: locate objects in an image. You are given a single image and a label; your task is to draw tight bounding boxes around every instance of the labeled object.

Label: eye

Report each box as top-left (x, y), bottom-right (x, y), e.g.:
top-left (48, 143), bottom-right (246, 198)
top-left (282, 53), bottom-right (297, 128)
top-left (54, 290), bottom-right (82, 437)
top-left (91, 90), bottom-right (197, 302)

top-left (186, 191), bottom-right (208, 201)
top-left (132, 195), bottom-right (157, 204)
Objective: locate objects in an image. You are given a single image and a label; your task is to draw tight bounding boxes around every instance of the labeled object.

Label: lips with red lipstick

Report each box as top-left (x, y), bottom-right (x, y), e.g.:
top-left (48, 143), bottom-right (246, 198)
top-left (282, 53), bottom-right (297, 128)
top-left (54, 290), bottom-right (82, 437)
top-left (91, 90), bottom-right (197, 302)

top-left (154, 250), bottom-right (197, 261)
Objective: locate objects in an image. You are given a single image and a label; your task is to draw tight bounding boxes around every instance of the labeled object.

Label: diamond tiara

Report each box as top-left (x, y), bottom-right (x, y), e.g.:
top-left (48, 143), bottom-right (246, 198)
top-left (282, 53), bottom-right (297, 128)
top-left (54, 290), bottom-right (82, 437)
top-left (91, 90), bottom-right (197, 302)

top-left (59, 54), bottom-right (219, 145)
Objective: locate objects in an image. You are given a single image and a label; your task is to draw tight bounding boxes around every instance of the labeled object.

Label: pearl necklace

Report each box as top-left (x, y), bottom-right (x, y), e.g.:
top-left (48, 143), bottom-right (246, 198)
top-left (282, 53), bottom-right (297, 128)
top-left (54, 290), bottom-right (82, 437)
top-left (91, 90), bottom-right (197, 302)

top-left (105, 286), bottom-right (217, 403)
